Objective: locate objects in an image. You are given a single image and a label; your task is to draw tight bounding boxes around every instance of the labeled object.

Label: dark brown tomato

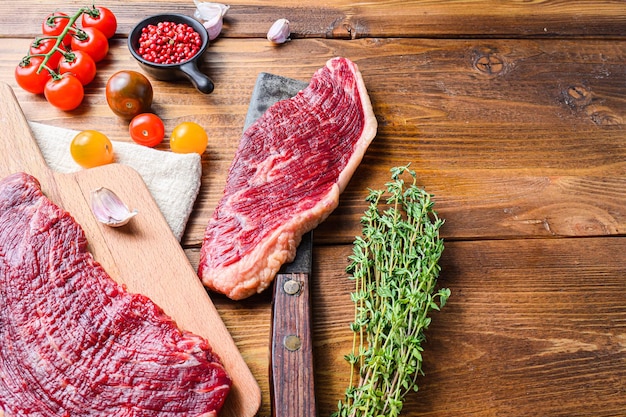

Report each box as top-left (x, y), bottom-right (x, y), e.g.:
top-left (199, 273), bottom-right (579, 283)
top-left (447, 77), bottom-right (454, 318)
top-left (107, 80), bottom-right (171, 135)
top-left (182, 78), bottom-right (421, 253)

top-left (105, 70), bottom-right (153, 119)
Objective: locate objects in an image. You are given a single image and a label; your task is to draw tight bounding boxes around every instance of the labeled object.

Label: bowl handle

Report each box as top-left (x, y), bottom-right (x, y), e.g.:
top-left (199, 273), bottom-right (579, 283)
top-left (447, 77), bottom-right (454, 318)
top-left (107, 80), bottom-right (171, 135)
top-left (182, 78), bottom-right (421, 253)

top-left (179, 62), bottom-right (214, 94)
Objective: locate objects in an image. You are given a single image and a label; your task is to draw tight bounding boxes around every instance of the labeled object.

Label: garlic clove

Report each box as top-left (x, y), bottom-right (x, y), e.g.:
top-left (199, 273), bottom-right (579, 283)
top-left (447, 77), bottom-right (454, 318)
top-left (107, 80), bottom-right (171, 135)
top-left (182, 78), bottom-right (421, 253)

top-left (194, 1), bottom-right (230, 41)
top-left (91, 187), bottom-right (138, 228)
top-left (203, 13), bottom-right (224, 41)
top-left (194, 0), bottom-right (229, 20)
top-left (267, 18), bottom-right (290, 44)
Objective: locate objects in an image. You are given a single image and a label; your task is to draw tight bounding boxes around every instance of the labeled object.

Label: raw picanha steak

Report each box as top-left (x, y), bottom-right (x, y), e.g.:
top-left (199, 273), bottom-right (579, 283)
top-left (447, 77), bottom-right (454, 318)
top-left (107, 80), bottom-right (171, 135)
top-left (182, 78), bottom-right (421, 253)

top-left (198, 57), bottom-right (377, 300)
top-left (0, 172), bottom-right (231, 416)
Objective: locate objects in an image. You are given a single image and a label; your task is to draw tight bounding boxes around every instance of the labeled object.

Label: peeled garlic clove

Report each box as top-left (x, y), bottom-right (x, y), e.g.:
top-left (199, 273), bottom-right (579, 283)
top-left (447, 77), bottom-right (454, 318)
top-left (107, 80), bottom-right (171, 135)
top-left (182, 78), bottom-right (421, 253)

top-left (267, 18), bottom-right (290, 44)
top-left (194, 0), bottom-right (230, 40)
top-left (91, 187), bottom-right (138, 227)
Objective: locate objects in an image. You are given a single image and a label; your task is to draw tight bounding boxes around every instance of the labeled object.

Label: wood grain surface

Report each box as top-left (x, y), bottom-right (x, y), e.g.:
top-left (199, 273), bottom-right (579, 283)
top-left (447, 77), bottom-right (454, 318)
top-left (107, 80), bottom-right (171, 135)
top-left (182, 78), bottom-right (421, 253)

top-left (1, 1), bottom-right (626, 39)
top-left (1, 1), bottom-right (625, 416)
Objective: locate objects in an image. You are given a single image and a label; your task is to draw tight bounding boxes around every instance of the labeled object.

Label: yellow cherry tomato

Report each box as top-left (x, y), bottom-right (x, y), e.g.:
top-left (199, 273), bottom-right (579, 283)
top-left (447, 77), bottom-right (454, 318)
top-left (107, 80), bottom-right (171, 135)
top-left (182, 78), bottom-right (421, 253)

top-left (70, 130), bottom-right (115, 168)
top-left (170, 122), bottom-right (208, 155)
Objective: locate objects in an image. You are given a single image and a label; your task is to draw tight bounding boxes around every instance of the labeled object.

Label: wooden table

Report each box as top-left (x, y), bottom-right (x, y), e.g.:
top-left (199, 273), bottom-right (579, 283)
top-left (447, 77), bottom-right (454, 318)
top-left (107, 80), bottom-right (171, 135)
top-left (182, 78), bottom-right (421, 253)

top-left (1, 1), bottom-right (626, 415)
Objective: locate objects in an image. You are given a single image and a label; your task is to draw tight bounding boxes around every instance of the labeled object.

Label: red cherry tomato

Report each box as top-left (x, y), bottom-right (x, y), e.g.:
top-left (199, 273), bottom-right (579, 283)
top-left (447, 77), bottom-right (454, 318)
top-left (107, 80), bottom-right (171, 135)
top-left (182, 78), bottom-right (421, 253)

top-left (29, 38), bottom-right (65, 70)
top-left (81, 6), bottom-right (117, 39)
top-left (44, 74), bottom-right (84, 111)
top-left (15, 57), bottom-right (52, 94)
top-left (71, 27), bottom-right (109, 63)
top-left (41, 12), bottom-right (73, 46)
top-left (59, 50), bottom-right (97, 86)
top-left (129, 113), bottom-right (165, 147)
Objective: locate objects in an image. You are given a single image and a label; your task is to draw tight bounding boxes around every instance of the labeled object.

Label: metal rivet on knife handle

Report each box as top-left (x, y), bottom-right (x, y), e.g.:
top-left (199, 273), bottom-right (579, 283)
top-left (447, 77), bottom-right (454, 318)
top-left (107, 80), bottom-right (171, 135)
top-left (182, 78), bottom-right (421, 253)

top-left (283, 279), bottom-right (301, 295)
top-left (283, 335), bottom-right (302, 351)
top-left (271, 270), bottom-right (314, 416)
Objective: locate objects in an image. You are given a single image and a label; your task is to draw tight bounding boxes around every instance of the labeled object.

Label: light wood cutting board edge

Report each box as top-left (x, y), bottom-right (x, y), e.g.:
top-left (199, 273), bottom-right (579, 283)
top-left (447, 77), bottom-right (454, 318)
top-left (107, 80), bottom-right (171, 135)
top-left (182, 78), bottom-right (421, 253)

top-left (0, 82), bottom-right (260, 417)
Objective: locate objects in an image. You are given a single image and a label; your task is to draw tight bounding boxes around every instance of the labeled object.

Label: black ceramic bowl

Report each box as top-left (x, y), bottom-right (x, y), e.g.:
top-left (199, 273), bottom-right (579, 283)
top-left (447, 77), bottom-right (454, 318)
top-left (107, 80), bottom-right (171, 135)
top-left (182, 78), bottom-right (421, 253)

top-left (128, 13), bottom-right (214, 94)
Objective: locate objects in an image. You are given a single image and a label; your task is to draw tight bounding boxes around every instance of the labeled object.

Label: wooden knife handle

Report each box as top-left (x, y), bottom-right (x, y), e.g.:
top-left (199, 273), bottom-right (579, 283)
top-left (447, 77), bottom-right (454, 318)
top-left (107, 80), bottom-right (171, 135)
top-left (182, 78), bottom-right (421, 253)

top-left (270, 272), bottom-right (317, 417)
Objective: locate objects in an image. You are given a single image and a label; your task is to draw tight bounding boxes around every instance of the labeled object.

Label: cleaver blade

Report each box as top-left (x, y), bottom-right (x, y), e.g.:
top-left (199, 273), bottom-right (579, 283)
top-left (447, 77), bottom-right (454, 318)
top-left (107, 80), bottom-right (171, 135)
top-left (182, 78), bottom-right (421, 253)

top-left (244, 72), bottom-right (317, 417)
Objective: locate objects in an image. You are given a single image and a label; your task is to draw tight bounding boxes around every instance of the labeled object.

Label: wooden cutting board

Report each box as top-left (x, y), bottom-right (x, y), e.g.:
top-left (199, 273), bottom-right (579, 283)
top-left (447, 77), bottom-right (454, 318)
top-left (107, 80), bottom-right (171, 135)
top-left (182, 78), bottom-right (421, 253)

top-left (0, 82), bottom-right (261, 417)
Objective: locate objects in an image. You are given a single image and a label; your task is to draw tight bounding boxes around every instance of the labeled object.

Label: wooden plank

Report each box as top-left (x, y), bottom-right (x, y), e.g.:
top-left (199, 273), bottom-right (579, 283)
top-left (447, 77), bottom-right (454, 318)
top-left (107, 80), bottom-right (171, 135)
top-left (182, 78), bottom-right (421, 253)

top-left (3, 2), bottom-right (626, 416)
top-left (2, 37), bottom-right (626, 244)
top-left (188, 236), bottom-right (626, 416)
top-left (0, 0), bottom-right (625, 39)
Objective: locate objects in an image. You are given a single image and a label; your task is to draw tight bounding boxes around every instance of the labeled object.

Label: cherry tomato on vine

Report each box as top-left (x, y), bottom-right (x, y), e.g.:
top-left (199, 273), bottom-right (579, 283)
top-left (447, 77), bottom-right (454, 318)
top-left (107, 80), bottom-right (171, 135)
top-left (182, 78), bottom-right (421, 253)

top-left (29, 38), bottom-right (65, 70)
top-left (170, 122), bottom-right (208, 155)
top-left (70, 130), bottom-right (115, 168)
top-left (41, 12), bottom-right (73, 46)
top-left (81, 6), bottom-right (117, 39)
top-left (59, 50), bottom-right (96, 86)
top-left (105, 70), bottom-right (153, 119)
top-left (129, 113), bottom-right (165, 147)
top-left (15, 57), bottom-right (52, 94)
top-left (44, 73), bottom-right (84, 111)
top-left (71, 27), bottom-right (109, 63)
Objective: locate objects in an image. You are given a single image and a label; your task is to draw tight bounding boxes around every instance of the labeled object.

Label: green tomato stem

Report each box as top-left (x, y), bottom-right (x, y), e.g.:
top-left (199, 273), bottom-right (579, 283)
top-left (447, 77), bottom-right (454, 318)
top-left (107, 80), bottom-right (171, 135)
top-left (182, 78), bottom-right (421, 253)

top-left (30, 6), bottom-right (97, 75)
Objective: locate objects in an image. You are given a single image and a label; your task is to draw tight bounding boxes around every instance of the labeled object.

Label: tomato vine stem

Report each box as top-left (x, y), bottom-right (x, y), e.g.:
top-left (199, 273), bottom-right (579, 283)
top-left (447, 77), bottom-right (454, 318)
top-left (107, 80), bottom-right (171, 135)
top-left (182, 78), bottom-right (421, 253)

top-left (21, 6), bottom-right (100, 76)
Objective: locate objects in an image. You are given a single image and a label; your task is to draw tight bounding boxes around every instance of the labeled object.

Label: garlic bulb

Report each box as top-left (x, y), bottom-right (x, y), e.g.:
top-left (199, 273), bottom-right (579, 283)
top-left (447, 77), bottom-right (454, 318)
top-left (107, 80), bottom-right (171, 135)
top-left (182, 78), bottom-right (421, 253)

top-left (91, 187), bottom-right (138, 227)
top-left (267, 18), bottom-right (290, 44)
top-left (194, 0), bottom-right (230, 40)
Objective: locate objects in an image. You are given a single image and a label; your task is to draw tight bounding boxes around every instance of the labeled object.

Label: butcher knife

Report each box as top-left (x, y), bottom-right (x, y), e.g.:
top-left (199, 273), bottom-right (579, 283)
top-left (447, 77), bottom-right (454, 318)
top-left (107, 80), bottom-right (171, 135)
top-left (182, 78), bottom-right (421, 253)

top-left (243, 73), bottom-right (317, 417)
top-left (270, 231), bottom-right (316, 417)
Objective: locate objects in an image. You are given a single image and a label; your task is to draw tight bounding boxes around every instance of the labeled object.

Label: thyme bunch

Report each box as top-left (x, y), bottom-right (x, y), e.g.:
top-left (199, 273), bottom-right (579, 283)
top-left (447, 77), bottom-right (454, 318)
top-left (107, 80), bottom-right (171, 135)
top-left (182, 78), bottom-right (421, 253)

top-left (334, 165), bottom-right (450, 417)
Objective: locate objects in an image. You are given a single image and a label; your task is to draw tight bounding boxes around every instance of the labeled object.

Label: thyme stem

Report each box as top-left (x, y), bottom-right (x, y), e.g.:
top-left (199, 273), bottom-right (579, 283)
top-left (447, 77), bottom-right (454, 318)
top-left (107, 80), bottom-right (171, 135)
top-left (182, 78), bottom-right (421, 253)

top-left (334, 165), bottom-right (450, 417)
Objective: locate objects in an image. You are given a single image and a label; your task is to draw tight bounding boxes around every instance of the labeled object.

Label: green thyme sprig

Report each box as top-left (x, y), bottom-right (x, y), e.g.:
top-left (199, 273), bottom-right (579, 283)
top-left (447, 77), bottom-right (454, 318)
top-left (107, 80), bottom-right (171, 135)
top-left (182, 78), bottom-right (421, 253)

top-left (333, 165), bottom-right (450, 417)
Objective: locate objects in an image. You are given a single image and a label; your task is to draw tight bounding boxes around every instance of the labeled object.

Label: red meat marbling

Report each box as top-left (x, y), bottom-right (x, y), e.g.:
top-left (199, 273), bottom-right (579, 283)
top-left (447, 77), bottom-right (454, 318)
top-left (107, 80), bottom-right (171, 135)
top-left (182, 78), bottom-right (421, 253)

top-left (0, 172), bottom-right (231, 416)
top-left (198, 57), bottom-right (378, 300)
